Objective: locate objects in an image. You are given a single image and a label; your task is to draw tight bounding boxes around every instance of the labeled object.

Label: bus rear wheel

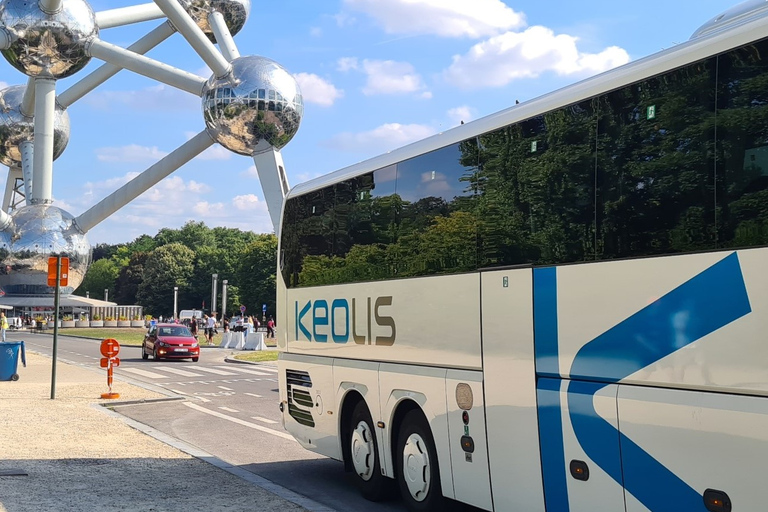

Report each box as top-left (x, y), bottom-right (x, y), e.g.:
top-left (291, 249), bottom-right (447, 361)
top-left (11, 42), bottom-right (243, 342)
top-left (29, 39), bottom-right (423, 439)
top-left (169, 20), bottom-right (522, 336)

top-left (396, 410), bottom-right (444, 512)
top-left (349, 400), bottom-right (390, 501)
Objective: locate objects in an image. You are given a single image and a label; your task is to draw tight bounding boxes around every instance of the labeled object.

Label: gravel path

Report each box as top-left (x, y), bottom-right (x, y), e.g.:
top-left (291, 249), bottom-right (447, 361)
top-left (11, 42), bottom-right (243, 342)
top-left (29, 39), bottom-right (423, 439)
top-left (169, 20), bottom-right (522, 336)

top-left (0, 352), bottom-right (306, 512)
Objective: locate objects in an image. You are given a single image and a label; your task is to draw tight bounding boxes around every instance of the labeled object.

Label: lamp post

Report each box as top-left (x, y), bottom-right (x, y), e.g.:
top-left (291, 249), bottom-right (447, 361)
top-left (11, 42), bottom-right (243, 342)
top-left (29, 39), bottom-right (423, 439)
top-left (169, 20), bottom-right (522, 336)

top-left (173, 286), bottom-right (178, 321)
top-left (86, 291), bottom-right (89, 299)
top-left (222, 280), bottom-right (228, 321)
top-left (211, 273), bottom-right (218, 319)
top-left (104, 288), bottom-right (108, 302)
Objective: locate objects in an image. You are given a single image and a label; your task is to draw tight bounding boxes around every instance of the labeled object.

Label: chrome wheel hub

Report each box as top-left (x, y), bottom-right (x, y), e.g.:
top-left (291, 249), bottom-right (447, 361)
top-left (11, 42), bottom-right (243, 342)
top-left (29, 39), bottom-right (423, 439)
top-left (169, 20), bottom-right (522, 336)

top-left (402, 433), bottom-right (430, 502)
top-left (351, 420), bottom-right (375, 481)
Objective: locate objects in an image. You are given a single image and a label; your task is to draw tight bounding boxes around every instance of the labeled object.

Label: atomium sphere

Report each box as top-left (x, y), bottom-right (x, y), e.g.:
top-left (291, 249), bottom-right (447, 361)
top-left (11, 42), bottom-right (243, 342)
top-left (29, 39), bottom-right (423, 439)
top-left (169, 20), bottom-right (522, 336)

top-left (0, 0), bottom-right (98, 79)
top-left (202, 55), bottom-right (303, 156)
top-left (0, 85), bottom-right (70, 167)
top-left (0, 205), bottom-right (91, 295)
top-left (177, 0), bottom-right (250, 42)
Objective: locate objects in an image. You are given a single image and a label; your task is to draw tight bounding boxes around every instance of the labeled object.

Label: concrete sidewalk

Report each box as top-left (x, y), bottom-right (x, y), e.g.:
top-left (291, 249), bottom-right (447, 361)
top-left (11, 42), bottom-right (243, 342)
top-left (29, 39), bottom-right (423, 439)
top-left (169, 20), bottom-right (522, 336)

top-left (0, 348), bottom-right (309, 512)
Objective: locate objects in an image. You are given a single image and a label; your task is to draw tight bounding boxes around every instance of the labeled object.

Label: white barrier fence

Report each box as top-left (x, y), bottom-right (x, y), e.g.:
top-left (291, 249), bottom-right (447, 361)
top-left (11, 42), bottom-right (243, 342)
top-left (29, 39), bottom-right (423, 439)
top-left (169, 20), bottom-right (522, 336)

top-left (219, 331), bottom-right (267, 350)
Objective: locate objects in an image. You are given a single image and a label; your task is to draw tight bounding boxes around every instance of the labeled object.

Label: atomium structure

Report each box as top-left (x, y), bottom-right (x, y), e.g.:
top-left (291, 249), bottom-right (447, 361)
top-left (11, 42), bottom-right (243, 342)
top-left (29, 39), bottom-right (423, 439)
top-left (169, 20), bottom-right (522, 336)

top-left (0, 0), bottom-right (301, 296)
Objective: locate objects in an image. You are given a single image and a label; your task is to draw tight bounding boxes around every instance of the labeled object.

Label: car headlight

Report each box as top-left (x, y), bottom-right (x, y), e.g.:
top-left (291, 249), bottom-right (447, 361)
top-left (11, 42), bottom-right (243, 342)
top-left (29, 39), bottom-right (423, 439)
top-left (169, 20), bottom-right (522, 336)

top-left (157, 341), bottom-right (167, 347)
top-left (191, 343), bottom-right (198, 348)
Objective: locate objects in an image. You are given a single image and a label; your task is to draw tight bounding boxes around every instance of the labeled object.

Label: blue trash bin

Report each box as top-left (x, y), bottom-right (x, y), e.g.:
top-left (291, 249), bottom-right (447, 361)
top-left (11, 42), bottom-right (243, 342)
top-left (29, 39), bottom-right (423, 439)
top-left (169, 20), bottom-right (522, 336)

top-left (0, 341), bottom-right (26, 381)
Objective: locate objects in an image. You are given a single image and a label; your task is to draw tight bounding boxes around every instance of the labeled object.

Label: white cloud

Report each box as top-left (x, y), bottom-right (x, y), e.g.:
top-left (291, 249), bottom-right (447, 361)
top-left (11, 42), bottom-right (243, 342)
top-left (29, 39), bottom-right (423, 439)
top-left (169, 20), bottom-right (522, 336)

top-left (310, 27), bottom-right (323, 37)
top-left (343, 0), bottom-right (524, 38)
top-left (294, 73), bottom-right (344, 107)
top-left (447, 106), bottom-right (476, 126)
top-left (444, 25), bottom-right (630, 89)
top-left (95, 145), bottom-right (169, 162)
top-left (233, 194), bottom-right (267, 212)
top-left (240, 165), bottom-right (259, 179)
top-left (324, 123), bottom-right (436, 153)
top-left (359, 59), bottom-right (429, 96)
top-left (337, 57), bottom-right (359, 72)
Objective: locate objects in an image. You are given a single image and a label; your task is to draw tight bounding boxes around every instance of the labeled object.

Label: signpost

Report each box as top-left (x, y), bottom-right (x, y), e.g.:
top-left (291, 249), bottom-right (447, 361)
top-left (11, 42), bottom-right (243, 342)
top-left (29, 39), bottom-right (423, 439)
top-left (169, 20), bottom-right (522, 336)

top-left (99, 338), bottom-right (121, 399)
top-left (240, 305), bottom-right (246, 314)
top-left (47, 255), bottom-right (68, 400)
top-left (262, 303), bottom-right (267, 322)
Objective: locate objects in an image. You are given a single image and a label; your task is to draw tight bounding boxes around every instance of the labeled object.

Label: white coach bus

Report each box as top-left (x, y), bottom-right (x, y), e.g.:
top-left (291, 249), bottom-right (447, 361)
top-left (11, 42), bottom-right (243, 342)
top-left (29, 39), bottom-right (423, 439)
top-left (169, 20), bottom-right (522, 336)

top-left (277, 2), bottom-right (768, 510)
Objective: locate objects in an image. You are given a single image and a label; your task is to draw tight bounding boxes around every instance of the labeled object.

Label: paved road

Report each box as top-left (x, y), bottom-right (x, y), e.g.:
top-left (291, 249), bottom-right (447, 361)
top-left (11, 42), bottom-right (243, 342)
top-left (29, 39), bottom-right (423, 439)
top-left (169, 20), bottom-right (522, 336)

top-left (14, 331), bottom-right (413, 512)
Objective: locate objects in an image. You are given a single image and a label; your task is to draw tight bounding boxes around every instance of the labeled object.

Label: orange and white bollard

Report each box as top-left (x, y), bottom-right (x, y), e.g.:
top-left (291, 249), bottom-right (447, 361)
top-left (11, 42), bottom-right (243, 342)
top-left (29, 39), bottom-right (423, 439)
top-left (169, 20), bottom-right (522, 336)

top-left (99, 338), bottom-right (121, 399)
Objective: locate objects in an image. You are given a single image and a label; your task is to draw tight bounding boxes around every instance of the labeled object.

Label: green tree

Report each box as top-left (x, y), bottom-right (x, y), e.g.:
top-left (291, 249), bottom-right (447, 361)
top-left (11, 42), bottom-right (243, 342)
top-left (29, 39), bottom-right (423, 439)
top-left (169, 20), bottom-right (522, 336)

top-left (237, 234), bottom-right (278, 318)
top-left (114, 252), bottom-right (148, 305)
top-left (76, 258), bottom-right (119, 300)
top-left (136, 243), bottom-right (195, 316)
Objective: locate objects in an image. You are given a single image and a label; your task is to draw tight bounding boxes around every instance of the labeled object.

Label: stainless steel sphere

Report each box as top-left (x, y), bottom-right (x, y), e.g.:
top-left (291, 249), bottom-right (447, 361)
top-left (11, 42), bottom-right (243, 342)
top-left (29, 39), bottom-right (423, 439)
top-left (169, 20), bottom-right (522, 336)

top-left (0, 0), bottom-right (98, 78)
top-left (0, 205), bottom-right (90, 295)
top-left (0, 85), bottom-right (70, 167)
top-left (202, 55), bottom-right (303, 156)
top-left (177, 0), bottom-right (250, 42)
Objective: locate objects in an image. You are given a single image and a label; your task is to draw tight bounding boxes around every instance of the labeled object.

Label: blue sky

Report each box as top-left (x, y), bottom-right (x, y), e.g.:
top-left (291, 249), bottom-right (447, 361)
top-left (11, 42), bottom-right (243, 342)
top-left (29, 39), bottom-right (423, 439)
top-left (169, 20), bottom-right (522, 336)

top-left (0, 0), bottom-right (740, 244)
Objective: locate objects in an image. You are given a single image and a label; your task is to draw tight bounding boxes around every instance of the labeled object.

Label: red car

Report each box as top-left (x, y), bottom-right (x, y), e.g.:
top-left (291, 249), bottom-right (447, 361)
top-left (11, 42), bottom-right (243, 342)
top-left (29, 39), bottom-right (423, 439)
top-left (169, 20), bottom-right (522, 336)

top-left (142, 323), bottom-right (200, 362)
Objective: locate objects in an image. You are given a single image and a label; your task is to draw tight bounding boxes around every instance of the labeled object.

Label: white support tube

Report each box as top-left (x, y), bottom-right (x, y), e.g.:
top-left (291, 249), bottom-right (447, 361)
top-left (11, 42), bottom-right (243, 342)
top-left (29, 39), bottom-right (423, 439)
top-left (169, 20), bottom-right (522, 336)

top-left (20, 77), bottom-right (35, 117)
top-left (38, 0), bottom-right (62, 14)
top-left (19, 141), bottom-right (34, 204)
top-left (87, 38), bottom-right (207, 97)
top-left (153, 0), bottom-right (231, 79)
top-left (59, 22), bottom-right (176, 108)
top-left (208, 11), bottom-right (240, 62)
top-left (96, 3), bottom-right (166, 29)
top-left (0, 205), bottom-right (11, 231)
top-left (0, 28), bottom-right (10, 51)
top-left (2, 167), bottom-right (17, 213)
top-left (75, 131), bottom-right (215, 233)
top-left (31, 78), bottom-right (55, 205)
top-left (252, 149), bottom-right (290, 235)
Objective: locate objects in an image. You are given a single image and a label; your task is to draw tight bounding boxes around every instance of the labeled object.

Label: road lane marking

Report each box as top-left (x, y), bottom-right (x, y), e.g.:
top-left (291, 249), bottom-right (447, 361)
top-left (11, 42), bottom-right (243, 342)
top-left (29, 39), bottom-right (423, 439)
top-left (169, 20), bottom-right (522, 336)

top-left (251, 416), bottom-right (278, 424)
top-left (219, 407), bottom-right (239, 413)
top-left (171, 389), bottom-right (185, 395)
top-left (244, 393), bottom-right (262, 398)
top-left (183, 402), bottom-right (294, 441)
top-left (196, 397), bottom-right (211, 403)
top-left (185, 366), bottom-right (237, 376)
top-left (214, 366), bottom-right (271, 376)
top-left (155, 366), bottom-right (204, 377)
top-left (218, 386), bottom-right (233, 391)
top-left (120, 368), bottom-right (168, 379)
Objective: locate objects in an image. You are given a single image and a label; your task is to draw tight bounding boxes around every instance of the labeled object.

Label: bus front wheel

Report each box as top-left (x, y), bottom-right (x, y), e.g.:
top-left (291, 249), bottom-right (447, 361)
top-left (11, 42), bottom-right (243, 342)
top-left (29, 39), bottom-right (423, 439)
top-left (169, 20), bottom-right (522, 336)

top-left (396, 410), bottom-right (444, 512)
top-left (349, 400), bottom-right (390, 501)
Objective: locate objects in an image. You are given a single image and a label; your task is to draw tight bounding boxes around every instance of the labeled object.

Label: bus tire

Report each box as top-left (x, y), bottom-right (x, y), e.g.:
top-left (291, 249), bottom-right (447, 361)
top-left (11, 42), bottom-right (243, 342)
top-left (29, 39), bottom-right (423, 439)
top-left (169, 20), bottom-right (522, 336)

top-left (349, 400), bottom-right (390, 501)
top-left (396, 409), bottom-right (444, 512)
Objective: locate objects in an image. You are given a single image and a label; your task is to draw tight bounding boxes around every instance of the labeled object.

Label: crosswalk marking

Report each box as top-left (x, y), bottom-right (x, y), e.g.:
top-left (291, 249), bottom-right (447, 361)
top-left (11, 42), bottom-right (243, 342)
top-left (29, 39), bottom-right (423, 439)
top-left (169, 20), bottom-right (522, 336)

top-left (155, 366), bottom-right (203, 377)
top-left (214, 366), bottom-right (272, 376)
top-left (244, 393), bottom-right (262, 398)
top-left (220, 407), bottom-right (239, 413)
top-left (218, 386), bottom-right (233, 391)
top-left (184, 366), bottom-right (237, 376)
top-left (184, 402), bottom-right (295, 441)
top-left (251, 416), bottom-right (278, 424)
top-left (121, 367), bottom-right (168, 379)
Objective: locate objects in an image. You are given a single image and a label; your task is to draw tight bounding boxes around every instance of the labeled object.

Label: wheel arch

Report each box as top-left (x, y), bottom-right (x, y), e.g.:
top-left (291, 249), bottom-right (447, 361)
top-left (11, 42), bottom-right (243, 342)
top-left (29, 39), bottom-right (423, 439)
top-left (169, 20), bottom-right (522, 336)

top-left (339, 388), bottom-right (366, 472)
top-left (389, 398), bottom-right (425, 479)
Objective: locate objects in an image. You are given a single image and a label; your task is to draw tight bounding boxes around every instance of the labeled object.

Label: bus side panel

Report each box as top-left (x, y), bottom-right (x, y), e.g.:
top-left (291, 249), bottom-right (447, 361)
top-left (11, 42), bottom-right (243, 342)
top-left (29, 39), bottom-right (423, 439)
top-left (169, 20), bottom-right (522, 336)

top-left (278, 352), bottom-right (339, 459)
top-left (481, 269), bottom-right (545, 512)
top-left (445, 369), bottom-right (492, 511)
top-left (284, 274), bottom-right (482, 370)
top-left (550, 249), bottom-right (765, 397)
top-left (618, 386), bottom-right (768, 512)
top-left (379, 363), bottom-right (454, 500)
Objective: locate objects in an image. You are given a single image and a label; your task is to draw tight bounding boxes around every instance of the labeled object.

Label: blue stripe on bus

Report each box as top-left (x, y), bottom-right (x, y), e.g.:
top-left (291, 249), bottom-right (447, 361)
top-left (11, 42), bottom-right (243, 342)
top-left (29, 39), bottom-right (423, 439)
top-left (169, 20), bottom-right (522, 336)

top-left (533, 267), bottom-right (559, 378)
top-left (569, 252), bottom-right (751, 511)
top-left (570, 252), bottom-right (751, 383)
top-left (537, 378), bottom-right (570, 512)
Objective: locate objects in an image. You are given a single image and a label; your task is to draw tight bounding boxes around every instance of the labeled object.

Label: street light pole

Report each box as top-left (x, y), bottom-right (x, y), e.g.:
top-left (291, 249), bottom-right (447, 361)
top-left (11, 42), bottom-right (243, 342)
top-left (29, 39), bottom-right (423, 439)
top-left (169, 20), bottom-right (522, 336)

top-left (104, 288), bottom-right (108, 302)
top-left (211, 273), bottom-right (218, 319)
top-left (173, 286), bottom-right (178, 321)
top-left (222, 279), bottom-right (228, 321)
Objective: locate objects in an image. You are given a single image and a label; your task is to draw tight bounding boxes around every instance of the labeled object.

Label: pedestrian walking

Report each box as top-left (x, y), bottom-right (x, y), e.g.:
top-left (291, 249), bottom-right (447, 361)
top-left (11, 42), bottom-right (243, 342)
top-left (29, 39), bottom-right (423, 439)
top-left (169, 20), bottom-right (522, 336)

top-left (267, 316), bottom-right (275, 338)
top-left (0, 312), bottom-right (8, 341)
top-left (205, 314), bottom-right (216, 344)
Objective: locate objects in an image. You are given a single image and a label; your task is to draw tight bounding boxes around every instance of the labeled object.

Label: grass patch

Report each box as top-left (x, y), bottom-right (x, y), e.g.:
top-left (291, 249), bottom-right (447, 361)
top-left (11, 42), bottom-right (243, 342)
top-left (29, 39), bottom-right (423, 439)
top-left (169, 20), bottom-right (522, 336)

top-left (233, 351), bottom-right (279, 362)
top-left (56, 328), bottom-right (224, 347)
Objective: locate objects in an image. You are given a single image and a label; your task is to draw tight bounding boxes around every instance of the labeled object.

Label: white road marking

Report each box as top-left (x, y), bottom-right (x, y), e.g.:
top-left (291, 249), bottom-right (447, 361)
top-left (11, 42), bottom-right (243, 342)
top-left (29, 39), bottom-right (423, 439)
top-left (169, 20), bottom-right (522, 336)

top-left (185, 366), bottom-right (236, 376)
top-left (251, 416), bottom-right (278, 424)
top-left (214, 366), bottom-right (271, 376)
top-left (244, 393), bottom-right (262, 398)
top-left (155, 366), bottom-right (203, 377)
top-left (184, 402), bottom-right (294, 441)
top-left (120, 368), bottom-right (168, 379)
top-left (196, 397), bottom-right (211, 403)
top-left (170, 389), bottom-right (185, 395)
top-left (219, 407), bottom-right (239, 413)
top-left (218, 386), bottom-right (233, 391)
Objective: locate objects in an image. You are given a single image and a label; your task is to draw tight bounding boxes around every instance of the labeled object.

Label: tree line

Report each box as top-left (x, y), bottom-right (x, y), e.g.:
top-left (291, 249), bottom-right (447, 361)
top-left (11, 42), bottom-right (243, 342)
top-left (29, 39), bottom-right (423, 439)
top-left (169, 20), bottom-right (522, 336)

top-left (76, 221), bottom-right (277, 319)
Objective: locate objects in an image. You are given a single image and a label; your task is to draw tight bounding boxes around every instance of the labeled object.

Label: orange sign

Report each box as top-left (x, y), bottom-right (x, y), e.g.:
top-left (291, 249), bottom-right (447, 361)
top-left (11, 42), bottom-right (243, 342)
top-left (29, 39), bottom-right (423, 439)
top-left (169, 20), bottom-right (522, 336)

top-left (100, 338), bottom-right (120, 358)
top-left (47, 257), bottom-right (70, 287)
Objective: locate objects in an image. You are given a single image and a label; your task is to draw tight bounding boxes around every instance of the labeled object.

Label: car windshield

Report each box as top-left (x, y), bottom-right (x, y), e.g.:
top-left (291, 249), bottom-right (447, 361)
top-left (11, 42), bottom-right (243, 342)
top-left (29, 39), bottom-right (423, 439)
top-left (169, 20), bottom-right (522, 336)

top-left (158, 326), bottom-right (191, 337)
